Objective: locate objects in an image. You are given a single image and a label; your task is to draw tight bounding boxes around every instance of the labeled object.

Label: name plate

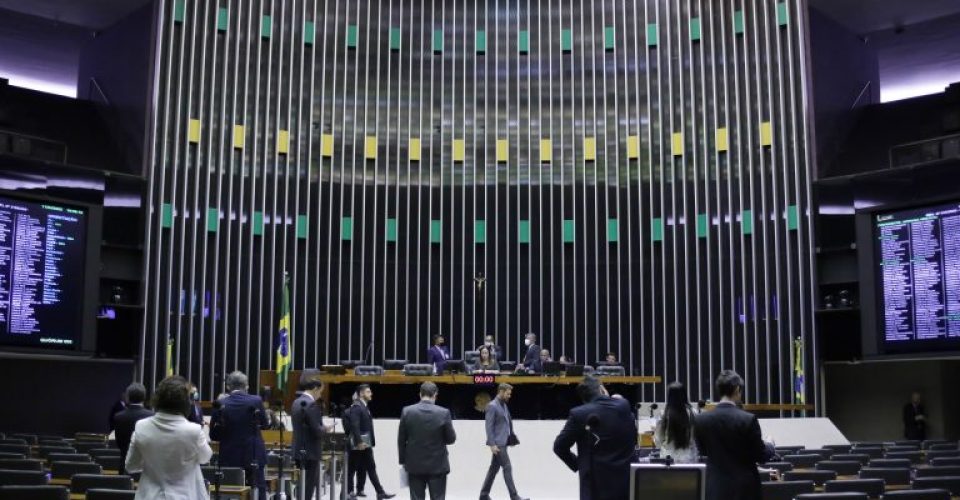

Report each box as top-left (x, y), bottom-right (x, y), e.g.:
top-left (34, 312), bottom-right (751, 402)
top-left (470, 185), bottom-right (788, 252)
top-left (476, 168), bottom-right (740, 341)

top-left (473, 374), bottom-right (497, 385)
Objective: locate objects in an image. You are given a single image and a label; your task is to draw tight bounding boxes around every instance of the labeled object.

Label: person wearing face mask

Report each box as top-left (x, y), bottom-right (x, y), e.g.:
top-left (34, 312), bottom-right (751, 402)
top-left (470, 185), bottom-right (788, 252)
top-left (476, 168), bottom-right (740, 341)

top-left (185, 383), bottom-right (204, 426)
top-left (478, 334), bottom-right (503, 362)
top-left (427, 335), bottom-right (450, 375)
top-left (520, 333), bottom-right (541, 373)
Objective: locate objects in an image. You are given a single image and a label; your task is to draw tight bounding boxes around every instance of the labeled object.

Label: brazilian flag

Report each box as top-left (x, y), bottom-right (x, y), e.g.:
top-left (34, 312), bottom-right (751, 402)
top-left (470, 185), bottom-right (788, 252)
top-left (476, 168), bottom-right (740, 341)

top-left (276, 274), bottom-right (292, 390)
top-left (166, 337), bottom-right (174, 376)
top-left (794, 337), bottom-right (805, 404)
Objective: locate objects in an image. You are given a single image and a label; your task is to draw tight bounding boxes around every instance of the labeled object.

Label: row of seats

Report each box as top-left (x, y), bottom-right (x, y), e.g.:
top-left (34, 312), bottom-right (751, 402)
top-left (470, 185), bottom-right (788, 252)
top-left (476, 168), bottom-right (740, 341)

top-left (764, 480), bottom-right (955, 499)
top-left (0, 486), bottom-right (133, 500)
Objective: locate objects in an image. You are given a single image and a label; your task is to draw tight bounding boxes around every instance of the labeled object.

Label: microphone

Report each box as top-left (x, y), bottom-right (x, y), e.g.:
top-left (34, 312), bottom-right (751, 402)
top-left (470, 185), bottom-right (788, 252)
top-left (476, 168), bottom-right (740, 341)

top-left (697, 400), bottom-right (706, 413)
top-left (649, 403), bottom-right (659, 418)
top-left (364, 341), bottom-right (374, 365)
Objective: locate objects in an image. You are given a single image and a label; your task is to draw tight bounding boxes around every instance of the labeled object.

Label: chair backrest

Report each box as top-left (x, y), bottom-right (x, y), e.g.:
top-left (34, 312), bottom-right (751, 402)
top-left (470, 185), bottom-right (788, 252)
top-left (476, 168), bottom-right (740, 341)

top-left (0, 440), bottom-right (26, 446)
top-left (0, 469), bottom-right (48, 487)
top-left (859, 467), bottom-right (911, 486)
top-left (0, 460), bottom-right (43, 472)
top-left (868, 458), bottom-right (911, 468)
top-left (888, 445), bottom-right (920, 452)
top-left (46, 453), bottom-right (90, 463)
top-left (880, 489), bottom-right (951, 499)
top-left (73, 442), bottom-right (108, 454)
top-left (823, 444), bottom-right (853, 454)
top-left (88, 449), bottom-right (121, 458)
top-left (852, 442), bottom-right (884, 449)
top-left (916, 466), bottom-right (960, 478)
top-left (931, 457), bottom-right (960, 467)
top-left (823, 478), bottom-right (885, 497)
top-left (783, 454), bottom-right (822, 468)
top-left (852, 447), bottom-right (884, 459)
top-left (93, 456), bottom-right (122, 471)
top-left (35, 447), bottom-right (75, 459)
top-left (832, 454), bottom-right (870, 465)
top-left (804, 449), bottom-right (835, 460)
top-left (0, 454), bottom-right (23, 461)
top-left (912, 476), bottom-right (960, 496)
top-left (783, 470), bottom-right (838, 486)
top-left (775, 445), bottom-right (806, 454)
top-left (69, 474), bottom-right (134, 494)
top-left (38, 441), bottom-right (68, 448)
top-left (200, 466), bottom-right (245, 486)
top-left (927, 443), bottom-right (959, 451)
top-left (886, 450), bottom-right (923, 464)
top-left (50, 461), bottom-right (102, 480)
top-left (85, 489), bottom-right (137, 500)
top-left (0, 445), bottom-right (28, 456)
top-left (9, 435), bottom-right (38, 445)
top-left (926, 450), bottom-right (960, 461)
top-left (0, 485), bottom-right (69, 500)
top-left (762, 462), bottom-right (794, 473)
top-left (795, 493), bottom-right (867, 500)
top-left (816, 460), bottom-right (862, 476)
top-left (760, 480), bottom-right (815, 500)
top-left (74, 434), bottom-right (107, 442)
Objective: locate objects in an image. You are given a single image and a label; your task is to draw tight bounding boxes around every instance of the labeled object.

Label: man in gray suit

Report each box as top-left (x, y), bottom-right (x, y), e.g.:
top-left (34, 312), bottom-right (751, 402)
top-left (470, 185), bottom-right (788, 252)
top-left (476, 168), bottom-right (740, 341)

top-left (291, 369), bottom-right (333, 500)
top-left (398, 381), bottom-right (457, 500)
top-left (480, 384), bottom-right (528, 500)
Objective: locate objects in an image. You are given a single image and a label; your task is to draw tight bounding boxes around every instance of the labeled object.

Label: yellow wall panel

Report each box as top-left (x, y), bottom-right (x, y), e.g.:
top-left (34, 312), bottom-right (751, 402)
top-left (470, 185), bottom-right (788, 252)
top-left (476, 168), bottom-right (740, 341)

top-left (453, 139), bottom-right (466, 162)
top-left (321, 134), bottom-right (334, 157)
top-left (540, 138), bottom-right (552, 163)
top-left (760, 121), bottom-right (773, 146)
top-left (496, 139), bottom-right (509, 162)
top-left (232, 125), bottom-right (245, 149)
top-left (584, 137), bottom-right (597, 161)
top-left (277, 129), bottom-right (290, 154)
top-left (627, 135), bottom-right (640, 159)
top-left (716, 127), bottom-right (729, 152)
top-left (365, 136), bottom-right (378, 159)
top-left (188, 119), bottom-right (201, 144)
top-left (672, 132), bottom-right (684, 156)
top-left (409, 138), bottom-right (421, 161)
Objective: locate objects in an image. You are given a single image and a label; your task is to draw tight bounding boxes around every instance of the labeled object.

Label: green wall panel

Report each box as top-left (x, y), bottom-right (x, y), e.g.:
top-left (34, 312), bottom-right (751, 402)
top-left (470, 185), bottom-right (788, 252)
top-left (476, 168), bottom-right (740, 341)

top-left (386, 218), bottom-right (398, 242)
top-left (389, 27), bottom-right (401, 50)
top-left (476, 30), bottom-right (487, 54)
top-left (518, 30), bottom-right (529, 54)
top-left (561, 29), bottom-right (572, 52)
top-left (296, 215), bottom-right (308, 239)
top-left (651, 218), bottom-right (664, 242)
top-left (261, 15), bottom-right (272, 39)
top-left (562, 219), bottom-right (575, 243)
top-left (206, 208), bottom-right (219, 232)
top-left (161, 203), bottom-right (173, 228)
top-left (474, 220), bottom-right (487, 244)
top-left (341, 217), bottom-right (354, 241)
top-left (217, 7), bottom-right (228, 32)
top-left (518, 220), bottom-right (531, 244)
top-left (430, 219), bottom-right (442, 243)
top-left (304, 21), bottom-right (315, 45)
top-left (607, 219), bottom-right (619, 243)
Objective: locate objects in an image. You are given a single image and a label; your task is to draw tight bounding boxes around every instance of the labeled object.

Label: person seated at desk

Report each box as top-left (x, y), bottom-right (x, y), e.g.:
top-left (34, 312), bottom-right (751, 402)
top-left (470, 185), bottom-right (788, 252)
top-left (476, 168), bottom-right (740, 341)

top-left (540, 349), bottom-right (553, 366)
top-left (470, 345), bottom-right (501, 374)
top-left (558, 355), bottom-right (573, 365)
top-left (601, 352), bottom-right (619, 366)
top-left (427, 335), bottom-right (451, 374)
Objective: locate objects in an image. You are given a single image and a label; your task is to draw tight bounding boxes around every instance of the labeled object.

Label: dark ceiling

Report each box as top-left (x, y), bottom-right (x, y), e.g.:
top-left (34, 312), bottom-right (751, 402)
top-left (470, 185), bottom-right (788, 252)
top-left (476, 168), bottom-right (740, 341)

top-left (0, 0), bottom-right (152, 31)
top-left (809, 0), bottom-right (960, 34)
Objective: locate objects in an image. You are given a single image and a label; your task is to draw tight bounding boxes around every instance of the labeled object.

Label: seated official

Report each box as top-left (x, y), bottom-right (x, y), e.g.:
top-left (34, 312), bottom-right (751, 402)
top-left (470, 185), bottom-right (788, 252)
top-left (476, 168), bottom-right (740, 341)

top-left (470, 345), bottom-right (500, 373)
top-left (540, 349), bottom-right (553, 366)
top-left (477, 334), bottom-right (503, 361)
top-left (126, 376), bottom-right (213, 500)
top-left (654, 382), bottom-right (698, 463)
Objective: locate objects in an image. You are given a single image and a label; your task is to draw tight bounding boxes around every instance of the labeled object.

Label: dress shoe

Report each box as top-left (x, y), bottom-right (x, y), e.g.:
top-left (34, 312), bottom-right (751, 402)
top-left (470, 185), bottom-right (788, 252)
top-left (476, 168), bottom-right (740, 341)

top-left (377, 493), bottom-right (396, 499)
top-left (356, 493), bottom-right (366, 498)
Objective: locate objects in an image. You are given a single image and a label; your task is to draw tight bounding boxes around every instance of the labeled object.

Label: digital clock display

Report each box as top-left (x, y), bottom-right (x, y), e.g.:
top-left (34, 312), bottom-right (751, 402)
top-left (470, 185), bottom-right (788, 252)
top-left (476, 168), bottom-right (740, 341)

top-left (473, 374), bottom-right (496, 385)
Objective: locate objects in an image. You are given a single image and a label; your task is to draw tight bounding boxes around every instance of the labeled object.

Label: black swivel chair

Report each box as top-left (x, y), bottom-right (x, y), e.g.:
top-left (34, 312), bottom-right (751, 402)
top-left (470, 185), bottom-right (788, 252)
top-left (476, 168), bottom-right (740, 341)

top-left (832, 454), bottom-right (870, 466)
top-left (816, 460), bottom-right (862, 476)
top-left (794, 493), bottom-right (867, 500)
top-left (823, 478), bottom-right (884, 498)
top-left (916, 466), bottom-right (960, 478)
top-left (0, 485), bottom-right (69, 500)
top-left (762, 480), bottom-right (814, 500)
top-left (0, 459), bottom-right (43, 472)
top-left (69, 474), bottom-right (134, 494)
top-left (859, 466), bottom-right (911, 486)
top-left (783, 470), bottom-right (838, 486)
top-left (46, 453), bottom-right (91, 463)
top-left (50, 461), bottom-right (103, 480)
top-left (911, 477), bottom-right (960, 496)
top-left (783, 454), bottom-right (821, 469)
top-left (0, 470), bottom-right (48, 486)
top-left (85, 489), bottom-right (137, 500)
top-left (881, 490), bottom-right (951, 499)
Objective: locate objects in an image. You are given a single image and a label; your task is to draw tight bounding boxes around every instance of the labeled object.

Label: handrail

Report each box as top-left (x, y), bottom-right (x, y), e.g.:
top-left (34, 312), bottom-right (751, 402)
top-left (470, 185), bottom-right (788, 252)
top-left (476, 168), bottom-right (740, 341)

top-left (850, 80), bottom-right (872, 110)
top-left (88, 77), bottom-right (111, 106)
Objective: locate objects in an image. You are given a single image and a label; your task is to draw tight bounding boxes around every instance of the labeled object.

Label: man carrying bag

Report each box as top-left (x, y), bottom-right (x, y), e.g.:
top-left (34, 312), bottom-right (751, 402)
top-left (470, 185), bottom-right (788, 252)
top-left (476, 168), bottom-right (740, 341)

top-left (479, 384), bottom-right (528, 500)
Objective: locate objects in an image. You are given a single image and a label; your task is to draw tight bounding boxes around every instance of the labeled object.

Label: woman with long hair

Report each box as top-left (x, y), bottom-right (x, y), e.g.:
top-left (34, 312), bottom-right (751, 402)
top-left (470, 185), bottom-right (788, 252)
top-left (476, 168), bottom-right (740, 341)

top-left (471, 345), bottom-right (500, 373)
top-left (654, 381), bottom-right (698, 463)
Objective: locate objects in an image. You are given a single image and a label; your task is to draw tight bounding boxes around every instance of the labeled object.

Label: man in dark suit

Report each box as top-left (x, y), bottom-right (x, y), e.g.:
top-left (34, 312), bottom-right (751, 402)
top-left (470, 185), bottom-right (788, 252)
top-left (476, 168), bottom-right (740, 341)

top-left (694, 370), bottom-right (768, 500)
top-left (344, 384), bottom-right (395, 499)
top-left (291, 370), bottom-right (333, 500)
top-left (113, 382), bottom-right (154, 474)
top-left (480, 383), bottom-right (528, 500)
top-left (209, 371), bottom-right (270, 496)
top-left (520, 333), bottom-right (541, 373)
top-left (903, 391), bottom-right (927, 441)
top-left (553, 375), bottom-right (637, 500)
top-left (398, 381), bottom-right (457, 500)
top-left (427, 335), bottom-right (450, 374)
top-left (186, 383), bottom-right (204, 426)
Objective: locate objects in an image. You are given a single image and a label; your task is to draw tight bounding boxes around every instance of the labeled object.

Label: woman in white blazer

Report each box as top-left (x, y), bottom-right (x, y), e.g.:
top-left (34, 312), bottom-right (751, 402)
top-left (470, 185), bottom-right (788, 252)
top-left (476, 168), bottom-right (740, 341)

top-left (126, 375), bottom-right (213, 500)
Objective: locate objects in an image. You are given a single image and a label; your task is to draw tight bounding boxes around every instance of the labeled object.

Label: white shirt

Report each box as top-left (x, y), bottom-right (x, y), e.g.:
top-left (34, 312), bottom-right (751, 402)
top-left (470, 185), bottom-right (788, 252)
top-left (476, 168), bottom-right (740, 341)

top-left (126, 411), bottom-right (213, 500)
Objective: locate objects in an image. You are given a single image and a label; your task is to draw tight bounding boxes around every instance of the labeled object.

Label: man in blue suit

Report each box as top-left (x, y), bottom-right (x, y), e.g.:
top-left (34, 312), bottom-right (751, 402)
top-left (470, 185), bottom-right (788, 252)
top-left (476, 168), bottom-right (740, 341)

top-left (209, 371), bottom-right (270, 496)
top-left (520, 333), bottom-right (541, 373)
top-left (553, 375), bottom-right (637, 500)
top-left (426, 335), bottom-right (450, 374)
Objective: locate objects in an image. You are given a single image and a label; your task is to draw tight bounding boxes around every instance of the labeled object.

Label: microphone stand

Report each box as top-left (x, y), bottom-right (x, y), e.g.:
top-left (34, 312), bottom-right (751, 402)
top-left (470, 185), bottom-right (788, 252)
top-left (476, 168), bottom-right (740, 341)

top-left (275, 404), bottom-right (287, 500)
top-left (212, 401), bottom-right (224, 500)
top-left (363, 342), bottom-right (374, 366)
top-left (249, 406), bottom-right (261, 500)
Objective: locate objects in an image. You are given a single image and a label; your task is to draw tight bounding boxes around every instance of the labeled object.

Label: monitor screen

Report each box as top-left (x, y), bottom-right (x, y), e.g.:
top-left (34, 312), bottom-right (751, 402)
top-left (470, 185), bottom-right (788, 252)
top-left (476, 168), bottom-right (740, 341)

top-left (0, 195), bottom-right (87, 350)
top-left (630, 464), bottom-right (705, 500)
top-left (874, 200), bottom-right (960, 353)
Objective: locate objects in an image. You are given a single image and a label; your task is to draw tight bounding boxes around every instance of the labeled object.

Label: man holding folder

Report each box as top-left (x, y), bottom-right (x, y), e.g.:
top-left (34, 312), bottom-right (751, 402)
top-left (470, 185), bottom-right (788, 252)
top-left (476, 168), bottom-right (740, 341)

top-left (344, 384), bottom-right (394, 499)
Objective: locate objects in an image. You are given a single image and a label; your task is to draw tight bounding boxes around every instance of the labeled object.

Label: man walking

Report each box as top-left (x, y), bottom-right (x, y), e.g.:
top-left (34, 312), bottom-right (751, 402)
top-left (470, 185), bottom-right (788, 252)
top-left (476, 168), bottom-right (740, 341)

top-left (520, 333), bottom-right (541, 373)
top-left (398, 382), bottom-right (457, 500)
top-left (344, 384), bottom-right (395, 499)
top-left (479, 383), bottom-right (527, 500)
top-left (209, 371), bottom-right (270, 496)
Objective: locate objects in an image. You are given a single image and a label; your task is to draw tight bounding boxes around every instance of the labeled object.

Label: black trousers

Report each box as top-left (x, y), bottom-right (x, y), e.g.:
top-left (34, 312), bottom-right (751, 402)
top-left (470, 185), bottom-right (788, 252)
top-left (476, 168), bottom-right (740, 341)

top-left (479, 447), bottom-right (519, 499)
top-left (347, 448), bottom-right (385, 494)
top-left (409, 473), bottom-right (446, 500)
top-left (299, 459), bottom-right (319, 500)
